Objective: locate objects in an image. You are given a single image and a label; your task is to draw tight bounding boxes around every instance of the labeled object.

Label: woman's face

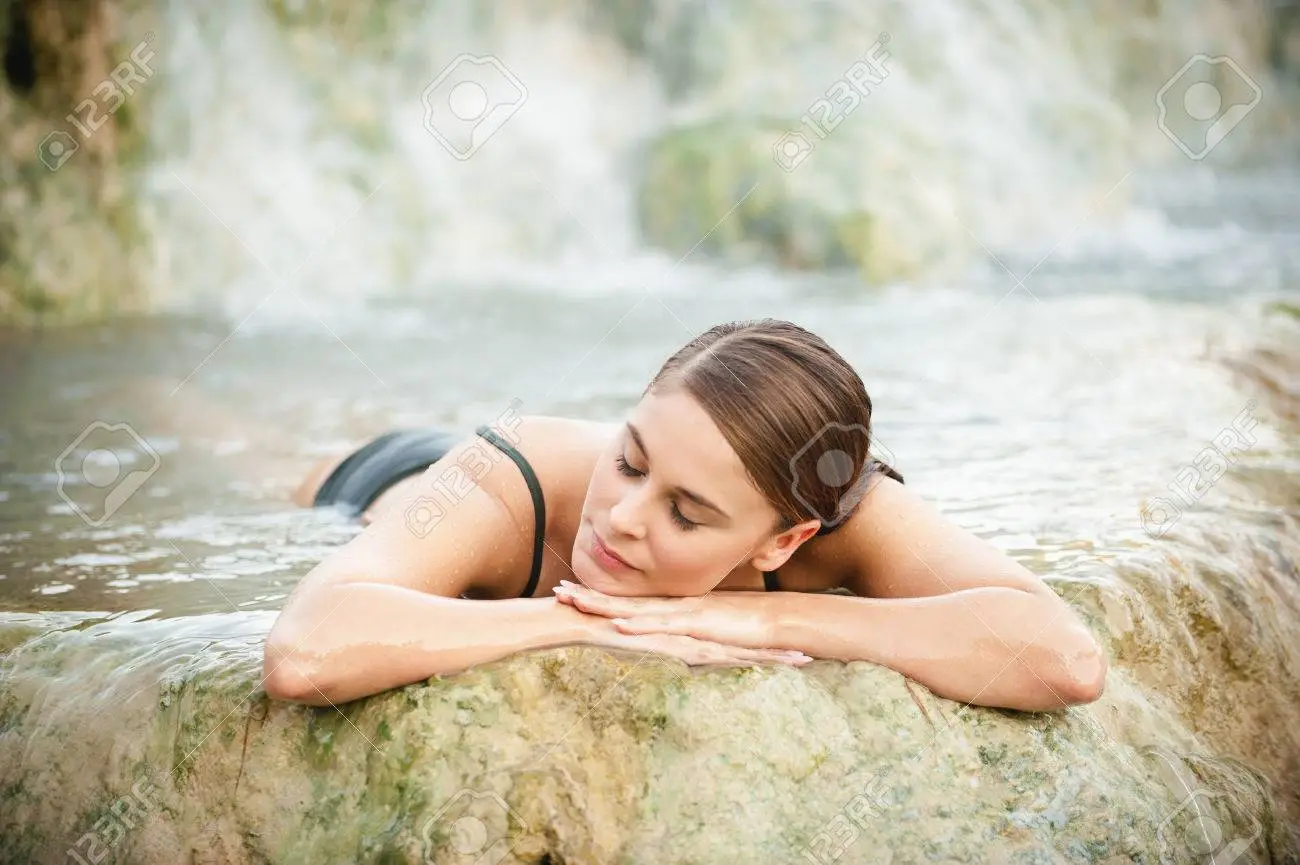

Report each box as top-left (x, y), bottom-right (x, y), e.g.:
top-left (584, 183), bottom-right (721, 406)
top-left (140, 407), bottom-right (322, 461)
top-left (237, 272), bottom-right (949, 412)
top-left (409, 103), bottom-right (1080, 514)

top-left (572, 388), bottom-right (808, 596)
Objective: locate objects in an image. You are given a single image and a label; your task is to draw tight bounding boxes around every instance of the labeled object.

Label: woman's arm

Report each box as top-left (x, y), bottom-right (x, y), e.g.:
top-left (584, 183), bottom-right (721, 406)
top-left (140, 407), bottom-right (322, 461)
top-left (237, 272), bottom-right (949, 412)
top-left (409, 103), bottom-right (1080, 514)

top-left (821, 476), bottom-right (1108, 710)
top-left (264, 441), bottom-right (610, 706)
top-left (556, 584), bottom-right (1103, 711)
top-left (266, 583), bottom-right (811, 706)
top-left (769, 588), bottom-right (1106, 711)
top-left (263, 587), bottom-right (594, 706)
top-left (556, 477), bottom-right (1108, 712)
top-left (265, 438), bottom-right (812, 707)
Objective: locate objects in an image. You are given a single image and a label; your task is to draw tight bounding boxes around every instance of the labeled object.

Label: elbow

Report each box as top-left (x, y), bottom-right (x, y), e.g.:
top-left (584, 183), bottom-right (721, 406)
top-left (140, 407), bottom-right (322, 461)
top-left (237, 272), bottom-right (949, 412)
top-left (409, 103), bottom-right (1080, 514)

top-left (262, 628), bottom-right (334, 706)
top-left (1053, 634), bottom-right (1108, 706)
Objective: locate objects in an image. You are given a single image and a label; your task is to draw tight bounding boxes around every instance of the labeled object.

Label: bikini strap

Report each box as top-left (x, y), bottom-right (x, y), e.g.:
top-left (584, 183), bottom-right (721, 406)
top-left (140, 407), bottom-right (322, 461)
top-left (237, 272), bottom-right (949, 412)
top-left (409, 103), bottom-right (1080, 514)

top-left (474, 424), bottom-right (546, 599)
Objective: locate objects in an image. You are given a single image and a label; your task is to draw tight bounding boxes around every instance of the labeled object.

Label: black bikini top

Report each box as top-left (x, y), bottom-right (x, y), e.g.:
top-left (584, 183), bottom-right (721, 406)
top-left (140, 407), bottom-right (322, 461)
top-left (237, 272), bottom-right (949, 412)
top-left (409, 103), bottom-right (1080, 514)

top-left (474, 424), bottom-right (547, 600)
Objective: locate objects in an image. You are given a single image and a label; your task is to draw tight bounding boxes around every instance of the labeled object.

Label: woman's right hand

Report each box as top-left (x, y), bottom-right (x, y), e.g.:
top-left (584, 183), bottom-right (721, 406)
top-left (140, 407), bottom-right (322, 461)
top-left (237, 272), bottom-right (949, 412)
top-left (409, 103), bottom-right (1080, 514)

top-left (584, 620), bottom-right (812, 668)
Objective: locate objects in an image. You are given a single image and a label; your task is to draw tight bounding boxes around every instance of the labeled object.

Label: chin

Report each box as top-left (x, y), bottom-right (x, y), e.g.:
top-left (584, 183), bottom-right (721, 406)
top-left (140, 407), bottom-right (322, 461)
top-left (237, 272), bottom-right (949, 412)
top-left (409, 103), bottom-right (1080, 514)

top-left (571, 543), bottom-right (639, 596)
top-left (570, 549), bottom-right (616, 592)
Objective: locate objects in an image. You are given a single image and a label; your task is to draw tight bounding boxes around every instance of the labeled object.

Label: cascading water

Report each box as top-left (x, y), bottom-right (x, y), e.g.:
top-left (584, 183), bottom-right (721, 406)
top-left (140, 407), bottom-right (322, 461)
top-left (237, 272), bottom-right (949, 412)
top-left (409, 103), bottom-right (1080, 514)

top-left (4, 0), bottom-right (1294, 320)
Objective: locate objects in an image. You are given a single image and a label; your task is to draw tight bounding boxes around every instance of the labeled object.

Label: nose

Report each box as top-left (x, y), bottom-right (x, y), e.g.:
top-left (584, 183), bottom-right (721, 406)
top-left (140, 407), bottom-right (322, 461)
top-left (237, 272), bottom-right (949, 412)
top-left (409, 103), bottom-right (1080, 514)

top-left (608, 485), bottom-right (649, 539)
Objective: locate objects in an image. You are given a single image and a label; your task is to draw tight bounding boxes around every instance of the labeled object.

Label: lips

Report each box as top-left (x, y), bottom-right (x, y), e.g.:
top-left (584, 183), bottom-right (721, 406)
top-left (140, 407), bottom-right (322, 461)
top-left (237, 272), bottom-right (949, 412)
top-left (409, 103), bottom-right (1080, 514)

top-left (592, 529), bottom-right (636, 570)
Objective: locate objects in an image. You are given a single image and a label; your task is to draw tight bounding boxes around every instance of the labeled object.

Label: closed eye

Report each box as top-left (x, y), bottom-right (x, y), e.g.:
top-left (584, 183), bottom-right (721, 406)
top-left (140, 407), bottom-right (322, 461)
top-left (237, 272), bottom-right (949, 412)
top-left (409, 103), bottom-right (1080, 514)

top-left (614, 454), bottom-right (700, 530)
top-left (614, 453), bottom-right (643, 478)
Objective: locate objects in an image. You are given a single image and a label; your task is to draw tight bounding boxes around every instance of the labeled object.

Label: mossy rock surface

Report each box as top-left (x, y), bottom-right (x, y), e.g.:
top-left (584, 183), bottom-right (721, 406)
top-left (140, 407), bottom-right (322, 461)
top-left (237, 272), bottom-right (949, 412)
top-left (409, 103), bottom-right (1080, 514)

top-left (0, 0), bottom-right (158, 326)
top-left (1, 611), bottom-right (1290, 864)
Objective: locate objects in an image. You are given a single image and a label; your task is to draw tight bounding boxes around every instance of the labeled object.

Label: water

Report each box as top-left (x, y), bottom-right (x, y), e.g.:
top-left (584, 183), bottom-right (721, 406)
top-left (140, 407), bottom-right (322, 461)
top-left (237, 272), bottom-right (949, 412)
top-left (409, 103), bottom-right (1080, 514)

top-left (0, 174), bottom-right (1295, 590)
top-left (4, 167), bottom-right (1297, 613)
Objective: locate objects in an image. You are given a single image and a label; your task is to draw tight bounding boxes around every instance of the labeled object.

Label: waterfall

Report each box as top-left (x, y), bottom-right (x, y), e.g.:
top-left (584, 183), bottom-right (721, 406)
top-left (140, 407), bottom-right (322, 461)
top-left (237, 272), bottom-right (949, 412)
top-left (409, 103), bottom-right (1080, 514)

top-left (3, 0), bottom-right (1296, 322)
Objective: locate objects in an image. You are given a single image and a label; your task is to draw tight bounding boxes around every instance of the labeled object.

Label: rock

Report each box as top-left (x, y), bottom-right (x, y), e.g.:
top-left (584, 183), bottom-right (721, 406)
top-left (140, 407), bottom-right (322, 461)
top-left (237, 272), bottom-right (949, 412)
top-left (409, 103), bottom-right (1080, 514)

top-left (1, 610), bottom-right (1293, 864)
top-left (636, 118), bottom-right (951, 283)
top-left (0, 0), bottom-right (157, 326)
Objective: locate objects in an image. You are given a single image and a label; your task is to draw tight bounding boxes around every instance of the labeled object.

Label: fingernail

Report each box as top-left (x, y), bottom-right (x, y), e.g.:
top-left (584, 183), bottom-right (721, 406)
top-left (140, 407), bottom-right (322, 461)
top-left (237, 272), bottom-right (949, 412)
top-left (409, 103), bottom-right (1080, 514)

top-left (559, 579), bottom-right (573, 588)
top-left (552, 585), bottom-right (570, 593)
top-left (611, 618), bottom-right (628, 626)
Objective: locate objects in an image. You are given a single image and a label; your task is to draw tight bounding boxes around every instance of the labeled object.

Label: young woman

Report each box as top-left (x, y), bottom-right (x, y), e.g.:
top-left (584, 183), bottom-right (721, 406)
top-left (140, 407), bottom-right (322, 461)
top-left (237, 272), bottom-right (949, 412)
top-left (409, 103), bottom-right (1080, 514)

top-left (263, 319), bottom-right (1106, 711)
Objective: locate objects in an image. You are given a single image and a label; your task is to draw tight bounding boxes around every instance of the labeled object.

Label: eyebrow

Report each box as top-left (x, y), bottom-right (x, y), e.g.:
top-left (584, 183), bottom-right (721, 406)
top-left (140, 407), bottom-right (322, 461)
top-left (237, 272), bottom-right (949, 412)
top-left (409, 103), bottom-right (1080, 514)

top-left (625, 422), bottom-right (730, 520)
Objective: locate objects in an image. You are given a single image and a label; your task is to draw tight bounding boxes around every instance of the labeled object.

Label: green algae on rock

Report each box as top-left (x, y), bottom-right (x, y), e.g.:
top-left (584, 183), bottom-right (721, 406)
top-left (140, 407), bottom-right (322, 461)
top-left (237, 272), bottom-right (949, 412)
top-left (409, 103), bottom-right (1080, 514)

top-left (1, 610), bottom-right (1294, 864)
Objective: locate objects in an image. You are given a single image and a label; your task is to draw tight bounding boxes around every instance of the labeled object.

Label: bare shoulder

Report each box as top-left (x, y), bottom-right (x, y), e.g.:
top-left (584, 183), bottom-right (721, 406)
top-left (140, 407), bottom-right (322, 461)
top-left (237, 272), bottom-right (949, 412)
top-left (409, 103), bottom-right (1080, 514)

top-left (834, 475), bottom-right (1052, 600)
top-left (487, 415), bottom-right (619, 491)
top-left (287, 432), bottom-right (532, 603)
top-left (479, 413), bottom-right (618, 531)
top-left (287, 416), bottom-right (619, 605)
top-left (499, 414), bottom-right (619, 461)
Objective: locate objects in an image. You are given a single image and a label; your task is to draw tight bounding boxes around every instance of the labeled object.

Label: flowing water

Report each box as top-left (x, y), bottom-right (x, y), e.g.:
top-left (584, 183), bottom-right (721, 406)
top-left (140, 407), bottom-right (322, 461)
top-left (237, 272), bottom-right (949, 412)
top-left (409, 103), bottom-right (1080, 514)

top-left (4, 167), bottom-right (1298, 617)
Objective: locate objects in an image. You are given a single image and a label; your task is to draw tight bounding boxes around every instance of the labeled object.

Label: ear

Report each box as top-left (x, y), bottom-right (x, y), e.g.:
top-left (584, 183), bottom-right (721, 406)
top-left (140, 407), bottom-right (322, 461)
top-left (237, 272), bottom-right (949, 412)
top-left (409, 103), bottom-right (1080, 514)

top-left (750, 519), bottom-right (821, 572)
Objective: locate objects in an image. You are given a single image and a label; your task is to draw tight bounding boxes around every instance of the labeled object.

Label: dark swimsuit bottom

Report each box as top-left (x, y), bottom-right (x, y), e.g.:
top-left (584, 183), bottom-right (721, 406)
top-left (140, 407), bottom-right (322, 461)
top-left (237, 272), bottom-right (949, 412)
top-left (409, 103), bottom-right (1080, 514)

top-left (313, 426), bottom-right (903, 599)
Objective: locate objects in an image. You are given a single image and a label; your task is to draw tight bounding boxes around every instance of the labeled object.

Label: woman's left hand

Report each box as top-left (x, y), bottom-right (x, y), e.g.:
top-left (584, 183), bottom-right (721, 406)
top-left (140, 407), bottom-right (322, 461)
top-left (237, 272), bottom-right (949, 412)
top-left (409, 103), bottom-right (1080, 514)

top-left (552, 580), bottom-right (784, 650)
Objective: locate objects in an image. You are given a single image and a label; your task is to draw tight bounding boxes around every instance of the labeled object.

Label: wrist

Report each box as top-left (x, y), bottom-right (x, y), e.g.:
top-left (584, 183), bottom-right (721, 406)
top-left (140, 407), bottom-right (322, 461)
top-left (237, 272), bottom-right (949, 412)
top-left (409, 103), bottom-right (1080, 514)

top-left (776, 592), bottom-right (894, 664)
top-left (767, 591), bottom-right (802, 649)
top-left (546, 598), bottom-right (602, 646)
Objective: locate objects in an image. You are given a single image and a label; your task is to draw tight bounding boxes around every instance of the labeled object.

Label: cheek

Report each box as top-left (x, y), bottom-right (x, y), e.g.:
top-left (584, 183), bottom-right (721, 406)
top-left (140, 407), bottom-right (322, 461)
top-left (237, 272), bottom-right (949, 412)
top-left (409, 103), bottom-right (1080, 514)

top-left (583, 459), bottom-right (619, 510)
top-left (649, 531), bottom-right (729, 577)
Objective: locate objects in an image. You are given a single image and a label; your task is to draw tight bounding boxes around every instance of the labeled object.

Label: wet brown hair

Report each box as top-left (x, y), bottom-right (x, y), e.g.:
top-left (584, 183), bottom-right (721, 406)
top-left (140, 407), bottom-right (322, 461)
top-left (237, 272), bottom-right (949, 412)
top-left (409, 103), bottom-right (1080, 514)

top-left (644, 319), bottom-right (902, 536)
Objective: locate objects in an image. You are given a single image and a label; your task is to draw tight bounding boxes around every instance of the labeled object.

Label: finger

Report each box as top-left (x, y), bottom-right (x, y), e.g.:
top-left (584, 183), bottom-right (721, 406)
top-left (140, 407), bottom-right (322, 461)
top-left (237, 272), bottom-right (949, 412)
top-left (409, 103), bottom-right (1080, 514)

top-left (702, 653), bottom-right (796, 668)
top-left (557, 580), bottom-right (617, 602)
top-left (736, 647), bottom-right (812, 666)
top-left (554, 584), bottom-right (630, 613)
top-left (566, 593), bottom-right (632, 618)
top-left (663, 636), bottom-right (809, 667)
top-left (612, 616), bottom-right (710, 640)
top-left (610, 616), bottom-right (674, 634)
top-left (557, 582), bottom-right (687, 616)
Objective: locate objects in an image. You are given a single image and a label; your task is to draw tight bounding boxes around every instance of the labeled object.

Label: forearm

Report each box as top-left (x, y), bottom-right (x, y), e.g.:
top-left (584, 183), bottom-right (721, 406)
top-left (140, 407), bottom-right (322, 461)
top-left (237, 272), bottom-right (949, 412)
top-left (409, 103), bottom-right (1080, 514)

top-left (264, 584), bottom-right (593, 706)
top-left (771, 588), bottom-right (1106, 711)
